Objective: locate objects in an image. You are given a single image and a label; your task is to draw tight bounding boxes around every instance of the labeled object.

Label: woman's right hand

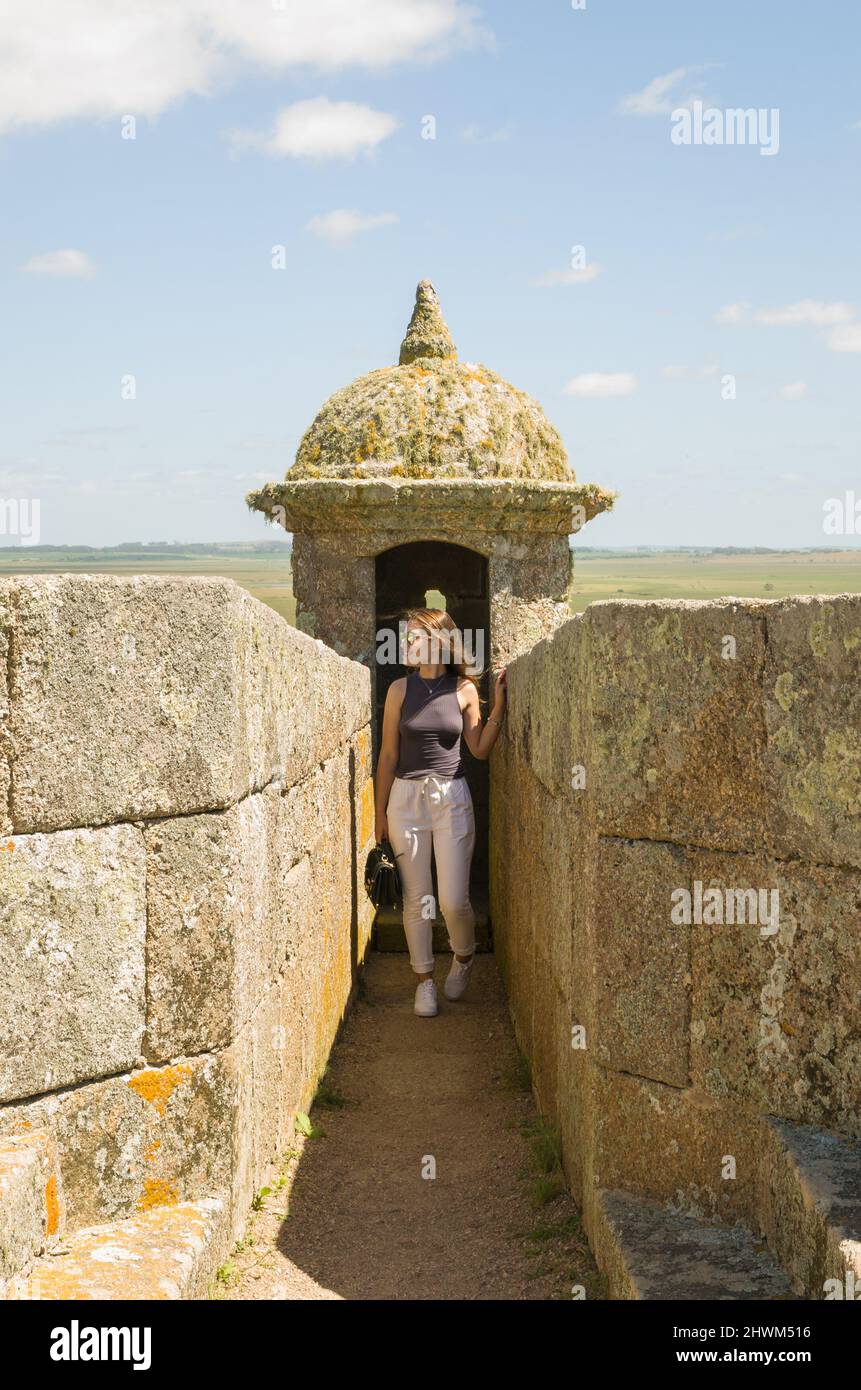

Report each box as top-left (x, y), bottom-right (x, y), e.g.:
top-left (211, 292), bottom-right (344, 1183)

top-left (375, 813), bottom-right (388, 844)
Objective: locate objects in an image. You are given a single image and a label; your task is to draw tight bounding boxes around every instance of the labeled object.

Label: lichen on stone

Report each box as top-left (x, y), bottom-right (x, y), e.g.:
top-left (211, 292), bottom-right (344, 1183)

top-left (398, 279), bottom-right (457, 365)
top-left (291, 352), bottom-right (572, 483)
top-left (274, 280), bottom-right (575, 483)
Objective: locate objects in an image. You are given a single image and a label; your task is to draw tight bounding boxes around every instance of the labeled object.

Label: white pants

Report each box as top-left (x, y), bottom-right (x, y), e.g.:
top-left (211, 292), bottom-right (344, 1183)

top-left (386, 774), bottom-right (477, 974)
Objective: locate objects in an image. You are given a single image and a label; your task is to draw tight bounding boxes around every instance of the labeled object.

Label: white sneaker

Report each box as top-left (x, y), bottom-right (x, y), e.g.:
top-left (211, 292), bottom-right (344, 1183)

top-left (414, 979), bottom-right (438, 1016)
top-left (444, 953), bottom-right (475, 1001)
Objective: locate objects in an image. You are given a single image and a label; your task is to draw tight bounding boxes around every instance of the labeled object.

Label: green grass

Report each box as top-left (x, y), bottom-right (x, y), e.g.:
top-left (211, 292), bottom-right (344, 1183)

top-left (522, 1116), bottom-right (565, 1180)
top-left (312, 1067), bottom-right (351, 1109)
top-left (0, 542), bottom-right (296, 624)
top-left (1, 543), bottom-right (858, 625)
top-left (568, 548), bottom-right (861, 611)
top-left (500, 1046), bottom-right (533, 1094)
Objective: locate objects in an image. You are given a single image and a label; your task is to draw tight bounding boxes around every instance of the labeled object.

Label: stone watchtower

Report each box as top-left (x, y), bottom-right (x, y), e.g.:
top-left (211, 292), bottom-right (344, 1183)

top-left (247, 280), bottom-right (614, 910)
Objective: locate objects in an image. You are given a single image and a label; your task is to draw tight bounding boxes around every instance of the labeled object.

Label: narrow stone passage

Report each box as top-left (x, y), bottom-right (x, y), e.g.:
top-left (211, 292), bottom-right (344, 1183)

top-left (221, 951), bottom-right (603, 1301)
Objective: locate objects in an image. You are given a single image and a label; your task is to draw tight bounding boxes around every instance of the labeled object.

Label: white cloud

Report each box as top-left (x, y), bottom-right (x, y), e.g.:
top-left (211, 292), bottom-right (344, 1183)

top-left (230, 97), bottom-right (398, 160)
top-left (754, 300), bottom-right (855, 326)
top-left (562, 372), bottom-right (638, 399)
top-left (778, 382), bottom-right (808, 400)
top-left (618, 67), bottom-right (692, 116)
top-left (715, 298), bottom-right (858, 333)
top-left (714, 301), bottom-right (752, 324)
top-left (307, 208), bottom-right (398, 246)
top-left (825, 322), bottom-right (861, 352)
top-left (663, 363), bottom-right (719, 380)
top-left (529, 264), bottom-right (604, 288)
top-left (0, 0), bottom-right (488, 134)
top-left (21, 248), bottom-right (96, 278)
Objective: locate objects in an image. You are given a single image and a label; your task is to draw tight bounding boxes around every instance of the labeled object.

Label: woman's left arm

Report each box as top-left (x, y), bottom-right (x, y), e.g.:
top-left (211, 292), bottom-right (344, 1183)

top-left (461, 668), bottom-right (507, 761)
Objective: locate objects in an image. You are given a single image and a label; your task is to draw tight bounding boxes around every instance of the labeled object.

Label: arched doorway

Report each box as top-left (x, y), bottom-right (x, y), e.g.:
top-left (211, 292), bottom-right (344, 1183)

top-left (374, 539), bottom-right (491, 931)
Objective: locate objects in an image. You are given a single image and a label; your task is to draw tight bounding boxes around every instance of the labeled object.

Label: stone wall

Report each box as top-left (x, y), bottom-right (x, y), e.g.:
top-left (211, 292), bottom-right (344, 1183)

top-left (0, 577), bottom-right (376, 1290)
top-left (491, 595), bottom-right (861, 1290)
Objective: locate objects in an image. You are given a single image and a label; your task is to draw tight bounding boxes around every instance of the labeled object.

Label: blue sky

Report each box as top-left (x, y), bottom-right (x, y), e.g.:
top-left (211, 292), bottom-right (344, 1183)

top-left (1, 0), bottom-right (859, 547)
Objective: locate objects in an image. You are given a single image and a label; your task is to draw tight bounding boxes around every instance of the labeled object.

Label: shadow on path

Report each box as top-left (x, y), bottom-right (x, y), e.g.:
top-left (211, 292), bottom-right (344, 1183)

top-left (223, 951), bottom-right (603, 1301)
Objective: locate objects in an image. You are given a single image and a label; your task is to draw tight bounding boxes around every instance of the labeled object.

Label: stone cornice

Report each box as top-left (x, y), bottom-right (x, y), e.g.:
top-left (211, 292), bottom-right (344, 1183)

top-left (246, 477), bottom-right (617, 536)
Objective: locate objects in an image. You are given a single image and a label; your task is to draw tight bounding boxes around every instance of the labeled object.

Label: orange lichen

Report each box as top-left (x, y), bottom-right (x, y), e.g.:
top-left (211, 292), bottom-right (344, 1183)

top-left (44, 1175), bottom-right (60, 1235)
top-left (359, 779), bottom-right (376, 844)
top-left (127, 1064), bottom-right (193, 1115)
top-left (137, 1177), bottom-right (179, 1210)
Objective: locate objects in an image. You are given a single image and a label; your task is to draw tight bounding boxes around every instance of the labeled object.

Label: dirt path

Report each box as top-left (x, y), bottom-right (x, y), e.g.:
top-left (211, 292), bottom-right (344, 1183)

top-left (219, 951), bottom-right (603, 1301)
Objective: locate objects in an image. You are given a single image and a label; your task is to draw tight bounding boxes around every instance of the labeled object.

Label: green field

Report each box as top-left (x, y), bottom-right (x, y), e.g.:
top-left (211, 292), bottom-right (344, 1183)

top-left (1, 544), bottom-right (859, 626)
top-left (0, 543), bottom-right (297, 624)
top-left (568, 548), bottom-right (861, 613)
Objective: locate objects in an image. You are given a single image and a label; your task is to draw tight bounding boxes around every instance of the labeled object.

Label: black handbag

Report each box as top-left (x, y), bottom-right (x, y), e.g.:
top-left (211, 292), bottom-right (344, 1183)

top-left (364, 838), bottom-right (403, 910)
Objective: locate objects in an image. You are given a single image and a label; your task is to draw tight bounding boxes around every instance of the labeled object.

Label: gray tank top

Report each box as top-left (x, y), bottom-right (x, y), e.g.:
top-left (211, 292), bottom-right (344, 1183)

top-left (395, 671), bottom-right (465, 779)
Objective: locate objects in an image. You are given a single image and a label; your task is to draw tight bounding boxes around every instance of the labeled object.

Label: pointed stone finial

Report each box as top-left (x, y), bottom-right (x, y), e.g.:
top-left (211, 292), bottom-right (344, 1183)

top-left (398, 280), bottom-right (457, 365)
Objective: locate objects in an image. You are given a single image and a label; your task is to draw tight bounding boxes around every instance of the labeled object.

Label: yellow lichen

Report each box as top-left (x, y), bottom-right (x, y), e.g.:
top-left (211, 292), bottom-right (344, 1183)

top-left (137, 1178), bottom-right (179, 1210)
top-left (808, 620), bottom-right (831, 660)
top-left (128, 1064), bottom-right (193, 1116)
top-left (774, 672), bottom-right (797, 712)
top-left (44, 1175), bottom-right (60, 1235)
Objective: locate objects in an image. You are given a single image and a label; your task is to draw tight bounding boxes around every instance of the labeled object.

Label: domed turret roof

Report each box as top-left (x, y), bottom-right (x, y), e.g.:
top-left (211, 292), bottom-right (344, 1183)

top-left (289, 281), bottom-right (572, 482)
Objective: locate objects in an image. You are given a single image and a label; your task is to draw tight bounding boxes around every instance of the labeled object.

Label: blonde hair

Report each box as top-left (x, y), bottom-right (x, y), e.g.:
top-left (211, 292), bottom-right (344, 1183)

top-left (401, 607), bottom-right (486, 706)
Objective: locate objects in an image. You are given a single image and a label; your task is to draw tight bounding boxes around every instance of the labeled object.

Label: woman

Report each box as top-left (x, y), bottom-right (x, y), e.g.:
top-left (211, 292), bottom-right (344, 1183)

top-left (374, 608), bottom-right (508, 1017)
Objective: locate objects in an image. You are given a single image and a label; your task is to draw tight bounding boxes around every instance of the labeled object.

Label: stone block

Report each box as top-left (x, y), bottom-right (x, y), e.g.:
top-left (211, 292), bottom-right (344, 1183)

top-left (531, 967), bottom-right (563, 1120)
top-left (145, 738), bottom-right (358, 1061)
top-left (8, 576), bottom-right (244, 832)
top-left (510, 612), bottom-right (589, 801)
top-left (588, 599), bottom-right (769, 851)
top-left (541, 793), bottom-right (582, 1008)
top-left (6, 576), bottom-right (370, 834)
top-left (0, 1129), bottom-right (63, 1281)
top-left (689, 850), bottom-right (861, 1130)
top-left (592, 837), bottom-right (691, 1087)
top-left (353, 728), bottom-right (378, 962)
top-left (490, 749), bottom-right (535, 1060)
top-left (592, 1188), bottom-right (793, 1301)
top-left (144, 791), bottom-right (277, 1060)
top-left (225, 983), bottom-right (291, 1239)
top-left (6, 1196), bottom-right (231, 1300)
top-left (0, 825), bottom-right (146, 1102)
top-left (590, 1067), bottom-right (761, 1226)
top-left (294, 537), bottom-right (375, 604)
top-left (0, 1055), bottom-right (237, 1230)
top-left (758, 1116), bottom-right (861, 1297)
top-left (554, 1007), bottom-right (592, 1207)
top-left (234, 584), bottom-right (370, 790)
top-left (0, 582), bottom-right (11, 837)
top-left (764, 595), bottom-right (861, 868)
